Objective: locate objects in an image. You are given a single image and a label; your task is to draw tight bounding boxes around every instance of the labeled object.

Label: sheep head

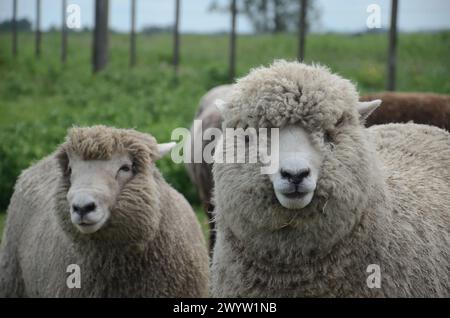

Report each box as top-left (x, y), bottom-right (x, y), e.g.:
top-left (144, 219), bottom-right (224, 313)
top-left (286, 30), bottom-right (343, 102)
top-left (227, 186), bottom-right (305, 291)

top-left (55, 125), bottom-right (175, 243)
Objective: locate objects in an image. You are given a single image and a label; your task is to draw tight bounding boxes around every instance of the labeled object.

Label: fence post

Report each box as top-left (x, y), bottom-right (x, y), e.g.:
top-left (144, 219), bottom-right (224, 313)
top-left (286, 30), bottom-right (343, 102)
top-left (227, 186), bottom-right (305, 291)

top-left (387, 0), bottom-right (398, 91)
top-left (61, 0), bottom-right (67, 63)
top-left (173, 0), bottom-right (181, 75)
top-left (229, 0), bottom-right (237, 81)
top-left (130, 0), bottom-right (136, 67)
top-left (93, 0), bottom-right (109, 73)
top-left (35, 0), bottom-right (41, 58)
top-left (12, 0), bottom-right (17, 57)
top-left (297, 0), bottom-right (307, 61)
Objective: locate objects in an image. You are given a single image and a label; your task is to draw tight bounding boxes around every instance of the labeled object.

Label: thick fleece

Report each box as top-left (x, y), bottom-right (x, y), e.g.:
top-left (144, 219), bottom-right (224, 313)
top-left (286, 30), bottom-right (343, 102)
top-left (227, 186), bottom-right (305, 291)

top-left (185, 88), bottom-right (450, 255)
top-left (211, 61), bottom-right (450, 297)
top-left (0, 126), bottom-right (209, 297)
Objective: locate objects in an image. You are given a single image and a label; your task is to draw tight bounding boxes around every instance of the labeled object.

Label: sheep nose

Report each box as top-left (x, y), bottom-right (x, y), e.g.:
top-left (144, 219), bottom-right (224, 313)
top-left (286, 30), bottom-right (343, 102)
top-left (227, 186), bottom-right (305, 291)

top-left (72, 202), bottom-right (97, 217)
top-left (280, 168), bottom-right (310, 185)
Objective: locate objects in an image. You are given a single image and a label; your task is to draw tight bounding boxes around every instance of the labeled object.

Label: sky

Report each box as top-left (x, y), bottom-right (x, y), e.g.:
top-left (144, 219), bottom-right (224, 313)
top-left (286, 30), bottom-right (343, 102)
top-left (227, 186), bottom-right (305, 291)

top-left (1, 0), bottom-right (449, 33)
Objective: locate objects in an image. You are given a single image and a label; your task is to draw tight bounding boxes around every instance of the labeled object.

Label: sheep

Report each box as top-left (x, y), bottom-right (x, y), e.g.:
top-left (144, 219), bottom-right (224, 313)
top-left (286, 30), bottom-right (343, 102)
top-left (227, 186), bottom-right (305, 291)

top-left (0, 125), bottom-right (209, 297)
top-left (186, 88), bottom-right (450, 255)
top-left (210, 60), bottom-right (450, 297)
top-left (361, 91), bottom-right (450, 130)
top-left (185, 84), bottom-right (231, 251)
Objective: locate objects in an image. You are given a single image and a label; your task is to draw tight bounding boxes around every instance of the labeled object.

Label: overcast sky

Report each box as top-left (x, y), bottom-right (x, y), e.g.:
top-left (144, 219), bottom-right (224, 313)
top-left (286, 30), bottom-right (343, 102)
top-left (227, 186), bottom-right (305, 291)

top-left (1, 0), bottom-right (449, 33)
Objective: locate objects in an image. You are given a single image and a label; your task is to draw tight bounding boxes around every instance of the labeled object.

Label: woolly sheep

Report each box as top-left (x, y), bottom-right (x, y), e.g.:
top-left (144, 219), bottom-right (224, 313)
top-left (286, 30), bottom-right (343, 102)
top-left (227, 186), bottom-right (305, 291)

top-left (210, 61), bottom-right (450, 297)
top-left (0, 126), bottom-right (209, 297)
top-left (361, 91), bottom-right (450, 130)
top-left (186, 87), bottom-right (450, 254)
top-left (185, 85), bottom-right (232, 251)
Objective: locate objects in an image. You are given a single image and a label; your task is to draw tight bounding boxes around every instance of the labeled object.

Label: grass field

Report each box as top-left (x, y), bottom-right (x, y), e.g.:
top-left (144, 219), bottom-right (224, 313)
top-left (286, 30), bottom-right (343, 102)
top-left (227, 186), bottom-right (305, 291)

top-left (0, 31), bottom-right (449, 241)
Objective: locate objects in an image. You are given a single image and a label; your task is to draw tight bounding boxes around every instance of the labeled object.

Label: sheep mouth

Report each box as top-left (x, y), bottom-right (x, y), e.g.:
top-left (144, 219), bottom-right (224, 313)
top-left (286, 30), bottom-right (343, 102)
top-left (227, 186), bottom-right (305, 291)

top-left (274, 190), bottom-right (315, 210)
top-left (74, 221), bottom-right (105, 234)
top-left (71, 210), bottom-right (110, 234)
top-left (77, 221), bottom-right (96, 226)
top-left (281, 191), bottom-right (308, 199)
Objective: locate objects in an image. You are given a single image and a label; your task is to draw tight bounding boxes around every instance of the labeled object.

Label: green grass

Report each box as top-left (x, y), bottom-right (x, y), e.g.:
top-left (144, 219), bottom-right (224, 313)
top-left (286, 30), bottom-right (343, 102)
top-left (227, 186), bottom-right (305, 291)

top-left (0, 31), bottom-right (449, 241)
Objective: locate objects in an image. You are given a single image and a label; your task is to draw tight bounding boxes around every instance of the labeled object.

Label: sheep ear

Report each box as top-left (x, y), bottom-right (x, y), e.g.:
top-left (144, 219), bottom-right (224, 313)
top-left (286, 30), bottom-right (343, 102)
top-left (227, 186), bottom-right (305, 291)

top-left (357, 99), bottom-right (382, 120)
top-left (214, 99), bottom-right (227, 115)
top-left (157, 142), bottom-right (176, 159)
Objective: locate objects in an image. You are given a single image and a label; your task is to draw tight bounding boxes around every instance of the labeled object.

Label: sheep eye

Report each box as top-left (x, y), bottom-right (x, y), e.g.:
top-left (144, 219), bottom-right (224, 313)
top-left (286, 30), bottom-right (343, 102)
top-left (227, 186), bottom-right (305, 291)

top-left (335, 115), bottom-right (345, 128)
top-left (324, 130), bottom-right (333, 143)
top-left (66, 167), bottom-right (72, 176)
top-left (119, 164), bottom-right (131, 173)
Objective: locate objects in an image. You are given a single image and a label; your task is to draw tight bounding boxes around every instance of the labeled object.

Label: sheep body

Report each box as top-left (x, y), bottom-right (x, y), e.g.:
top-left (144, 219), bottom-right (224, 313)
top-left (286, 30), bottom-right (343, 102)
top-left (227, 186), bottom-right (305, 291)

top-left (361, 92), bottom-right (450, 130)
top-left (211, 61), bottom-right (450, 297)
top-left (185, 85), bottom-right (231, 250)
top-left (186, 87), bottom-right (450, 254)
top-left (0, 126), bottom-right (209, 297)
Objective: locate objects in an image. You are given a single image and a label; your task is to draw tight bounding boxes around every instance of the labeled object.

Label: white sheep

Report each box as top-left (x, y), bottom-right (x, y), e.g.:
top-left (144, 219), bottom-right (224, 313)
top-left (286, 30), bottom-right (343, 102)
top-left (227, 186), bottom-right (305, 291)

top-left (211, 60), bottom-right (450, 297)
top-left (186, 87), bottom-right (450, 255)
top-left (0, 125), bottom-right (209, 297)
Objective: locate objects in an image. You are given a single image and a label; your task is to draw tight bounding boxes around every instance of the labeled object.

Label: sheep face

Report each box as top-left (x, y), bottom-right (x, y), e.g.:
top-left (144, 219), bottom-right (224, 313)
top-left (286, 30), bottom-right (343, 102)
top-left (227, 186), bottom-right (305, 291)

top-left (55, 126), bottom-right (175, 242)
top-left (65, 152), bottom-right (134, 234)
top-left (269, 125), bottom-right (322, 210)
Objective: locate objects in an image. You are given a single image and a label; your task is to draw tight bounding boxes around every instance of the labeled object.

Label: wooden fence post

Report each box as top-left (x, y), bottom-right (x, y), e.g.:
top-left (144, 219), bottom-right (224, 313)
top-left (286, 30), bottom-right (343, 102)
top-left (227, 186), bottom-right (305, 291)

top-left (387, 0), bottom-right (398, 91)
top-left (229, 0), bottom-right (237, 81)
top-left (92, 0), bottom-right (109, 73)
top-left (35, 0), bottom-right (41, 58)
top-left (61, 0), bottom-right (67, 63)
top-left (130, 0), bottom-right (136, 67)
top-left (173, 0), bottom-right (181, 75)
top-left (297, 0), bottom-right (307, 61)
top-left (12, 0), bottom-right (17, 57)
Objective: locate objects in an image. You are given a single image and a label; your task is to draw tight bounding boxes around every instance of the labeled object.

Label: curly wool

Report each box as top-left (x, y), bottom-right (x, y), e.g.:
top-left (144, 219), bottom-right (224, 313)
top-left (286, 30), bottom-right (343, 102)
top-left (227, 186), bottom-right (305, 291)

top-left (0, 126), bottom-right (209, 297)
top-left (211, 60), bottom-right (450, 297)
top-left (223, 61), bottom-right (359, 130)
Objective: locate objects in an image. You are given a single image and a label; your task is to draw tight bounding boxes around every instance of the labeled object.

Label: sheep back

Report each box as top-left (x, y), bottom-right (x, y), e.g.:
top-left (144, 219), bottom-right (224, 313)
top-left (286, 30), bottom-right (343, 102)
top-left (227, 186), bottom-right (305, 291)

top-left (361, 92), bottom-right (450, 130)
top-left (185, 85), bottom-right (231, 251)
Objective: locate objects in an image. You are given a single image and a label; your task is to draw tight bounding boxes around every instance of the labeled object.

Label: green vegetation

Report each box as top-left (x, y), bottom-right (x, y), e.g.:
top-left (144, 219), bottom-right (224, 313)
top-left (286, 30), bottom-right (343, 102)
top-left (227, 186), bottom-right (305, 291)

top-left (0, 31), bottom-right (449, 241)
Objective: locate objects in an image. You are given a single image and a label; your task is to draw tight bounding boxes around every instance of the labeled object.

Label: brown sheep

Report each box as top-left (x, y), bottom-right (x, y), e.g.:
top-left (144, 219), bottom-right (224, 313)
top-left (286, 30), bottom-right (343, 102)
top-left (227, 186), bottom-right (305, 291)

top-left (361, 92), bottom-right (450, 130)
top-left (185, 85), bottom-right (231, 252)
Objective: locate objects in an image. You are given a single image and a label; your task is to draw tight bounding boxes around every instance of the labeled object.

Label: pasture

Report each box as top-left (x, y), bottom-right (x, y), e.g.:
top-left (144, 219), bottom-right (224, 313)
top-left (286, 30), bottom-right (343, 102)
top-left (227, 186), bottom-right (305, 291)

top-left (0, 31), bottom-right (449, 241)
